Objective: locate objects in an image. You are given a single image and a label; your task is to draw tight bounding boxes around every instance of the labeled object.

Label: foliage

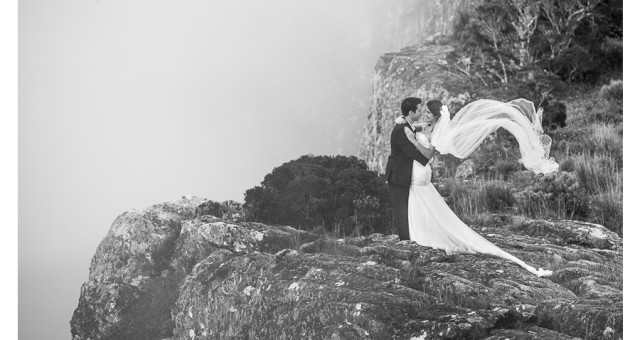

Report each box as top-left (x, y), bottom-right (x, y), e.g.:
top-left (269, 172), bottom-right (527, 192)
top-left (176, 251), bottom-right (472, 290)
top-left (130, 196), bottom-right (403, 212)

top-left (550, 86), bottom-right (623, 166)
top-left (552, 0), bottom-right (622, 82)
top-left (432, 153), bottom-right (465, 179)
top-left (559, 157), bottom-right (575, 172)
top-left (515, 171), bottom-right (589, 219)
top-left (480, 183), bottom-right (516, 212)
top-left (452, 0), bottom-right (622, 84)
top-left (468, 129), bottom-right (522, 179)
top-left (509, 170), bottom-right (535, 191)
top-left (541, 99), bottom-right (567, 131)
top-left (589, 191), bottom-right (623, 235)
top-left (196, 200), bottom-right (244, 221)
top-left (428, 81), bottom-right (622, 234)
top-left (599, 79), bottom-right (623, 103)
top-left (573, 153), bottom-right (620, 195)
top-left (582, 103), bottom-right (622, 126)
top-left (435, 179), bottom-right (515, 220)
top-left (243, 155), bottom-right (392, 236)
top-left (494, 160), bottom-right (521, 180)
top-left (352, 195), bottom-right (394, 236)
top-left (222, 200), bottom-right (243, 212)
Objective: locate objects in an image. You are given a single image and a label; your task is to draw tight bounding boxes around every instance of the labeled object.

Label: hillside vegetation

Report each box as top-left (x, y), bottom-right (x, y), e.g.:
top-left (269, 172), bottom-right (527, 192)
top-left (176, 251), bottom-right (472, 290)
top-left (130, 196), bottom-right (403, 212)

top-left (244, 0), bottom-right (623, 237)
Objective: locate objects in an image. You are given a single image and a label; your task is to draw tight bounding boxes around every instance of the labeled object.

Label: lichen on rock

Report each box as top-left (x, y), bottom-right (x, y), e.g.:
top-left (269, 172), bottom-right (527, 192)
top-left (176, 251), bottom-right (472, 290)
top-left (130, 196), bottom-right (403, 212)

top-left (71, 197), bottom-right (622, 339)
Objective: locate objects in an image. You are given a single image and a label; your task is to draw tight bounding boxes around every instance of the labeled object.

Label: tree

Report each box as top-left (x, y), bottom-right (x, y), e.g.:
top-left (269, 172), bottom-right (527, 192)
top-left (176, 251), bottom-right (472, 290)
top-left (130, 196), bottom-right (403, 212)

top-left (538, 0), bottom-right (601, 59)
top-left (475, 1), bottom-right (511, 83)
top-left (506, 0), bottom-right (541, 68)
top-left (243, 155), bottom-right (393, 236)
top-left (453, 0), bottom-right (620, 84)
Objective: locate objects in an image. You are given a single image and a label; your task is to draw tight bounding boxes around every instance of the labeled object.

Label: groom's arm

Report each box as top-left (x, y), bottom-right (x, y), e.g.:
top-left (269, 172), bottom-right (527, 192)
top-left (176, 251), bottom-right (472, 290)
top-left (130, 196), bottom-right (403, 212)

top-left (393, 127), bottom-right (429, 166)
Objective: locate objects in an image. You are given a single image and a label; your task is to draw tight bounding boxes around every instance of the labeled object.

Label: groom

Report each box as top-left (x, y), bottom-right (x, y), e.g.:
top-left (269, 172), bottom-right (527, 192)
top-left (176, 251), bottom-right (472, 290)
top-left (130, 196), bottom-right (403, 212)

top-left (385, 97), bottom-right (432, 241)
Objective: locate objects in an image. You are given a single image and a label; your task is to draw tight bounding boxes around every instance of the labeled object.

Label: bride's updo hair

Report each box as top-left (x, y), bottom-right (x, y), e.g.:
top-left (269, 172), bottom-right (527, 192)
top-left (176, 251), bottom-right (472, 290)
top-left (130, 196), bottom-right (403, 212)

top-left (401, 97), bottom-right (422, 116)
top-left (427, 100), bottom-right (443, 118)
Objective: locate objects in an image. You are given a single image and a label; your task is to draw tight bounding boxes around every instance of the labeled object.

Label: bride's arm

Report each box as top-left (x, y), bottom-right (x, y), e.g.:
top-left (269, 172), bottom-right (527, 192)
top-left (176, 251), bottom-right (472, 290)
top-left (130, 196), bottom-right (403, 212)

top-left (404, 128), bottom-right (436, 159)
top-left (413, 141), bottom-right (436, 159)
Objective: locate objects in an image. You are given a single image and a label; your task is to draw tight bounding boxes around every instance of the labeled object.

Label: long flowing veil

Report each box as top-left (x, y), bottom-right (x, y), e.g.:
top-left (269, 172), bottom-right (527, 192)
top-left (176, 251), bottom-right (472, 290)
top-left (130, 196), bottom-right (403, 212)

top-left (430, 99), bottom-right (559, 175)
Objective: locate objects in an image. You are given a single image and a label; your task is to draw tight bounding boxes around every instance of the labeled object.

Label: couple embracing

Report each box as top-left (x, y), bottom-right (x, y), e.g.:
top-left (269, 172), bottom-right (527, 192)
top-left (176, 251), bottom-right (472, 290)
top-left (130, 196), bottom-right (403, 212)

top-left (385, 97), bottom-right (553, 277)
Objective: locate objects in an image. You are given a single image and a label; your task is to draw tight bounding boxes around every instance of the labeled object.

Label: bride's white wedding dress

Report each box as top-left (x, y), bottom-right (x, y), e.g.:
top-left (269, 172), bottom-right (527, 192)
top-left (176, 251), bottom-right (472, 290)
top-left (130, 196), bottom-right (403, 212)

top-left (408, 132), bottom-right (552, 277)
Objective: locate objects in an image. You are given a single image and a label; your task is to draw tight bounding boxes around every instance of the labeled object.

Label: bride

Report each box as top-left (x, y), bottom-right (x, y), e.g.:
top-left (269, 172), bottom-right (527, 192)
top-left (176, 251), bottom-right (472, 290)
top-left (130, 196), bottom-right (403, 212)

top-left (396, 99), bottom-right (556, 277)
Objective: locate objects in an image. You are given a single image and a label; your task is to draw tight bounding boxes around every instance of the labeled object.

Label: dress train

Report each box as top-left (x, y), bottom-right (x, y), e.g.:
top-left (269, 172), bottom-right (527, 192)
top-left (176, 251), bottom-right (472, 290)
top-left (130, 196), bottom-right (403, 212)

top-left (407, 132), bottom-right (552, 277)
top-left (408, 182), bottom-right (552, 277)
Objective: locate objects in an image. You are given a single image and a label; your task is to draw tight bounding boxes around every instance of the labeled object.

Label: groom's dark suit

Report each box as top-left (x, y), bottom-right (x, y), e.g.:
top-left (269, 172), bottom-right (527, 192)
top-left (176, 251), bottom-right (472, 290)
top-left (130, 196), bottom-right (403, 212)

top-left (385, 122), bottom-right (430, 240)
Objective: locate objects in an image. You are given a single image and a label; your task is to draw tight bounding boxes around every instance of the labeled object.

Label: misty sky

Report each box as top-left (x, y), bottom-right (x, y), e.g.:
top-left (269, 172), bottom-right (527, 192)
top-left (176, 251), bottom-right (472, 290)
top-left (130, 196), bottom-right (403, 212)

top-left (13, 0), bottom-right (640, 339)
top-left (18, 1), bottom-right (425, 339)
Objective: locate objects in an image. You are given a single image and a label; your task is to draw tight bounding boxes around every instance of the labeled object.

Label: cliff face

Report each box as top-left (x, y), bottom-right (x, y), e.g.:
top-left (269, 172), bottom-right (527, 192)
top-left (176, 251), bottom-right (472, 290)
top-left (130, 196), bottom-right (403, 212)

top-left (358, 0), bottom-right (484, 174)
top-left (357, 41), bottom-right (473, 174)
top-left (71, 197), bottom-right (622, 339)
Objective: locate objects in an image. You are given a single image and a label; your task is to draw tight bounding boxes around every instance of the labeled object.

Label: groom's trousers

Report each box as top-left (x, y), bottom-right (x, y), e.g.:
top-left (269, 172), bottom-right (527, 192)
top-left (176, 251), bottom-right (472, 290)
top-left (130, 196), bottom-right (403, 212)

top-left (388, 183), bottom-right (410, 240)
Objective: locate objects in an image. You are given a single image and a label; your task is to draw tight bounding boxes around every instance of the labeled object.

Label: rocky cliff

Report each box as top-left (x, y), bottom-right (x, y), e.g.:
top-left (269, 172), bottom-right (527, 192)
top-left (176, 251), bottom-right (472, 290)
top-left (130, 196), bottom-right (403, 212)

top-left (357, 0), bottom-right (485, 175)
top-left (358, 40), bottom-right (473, 174)
top-left (71, 197), bottom-right (622, 339)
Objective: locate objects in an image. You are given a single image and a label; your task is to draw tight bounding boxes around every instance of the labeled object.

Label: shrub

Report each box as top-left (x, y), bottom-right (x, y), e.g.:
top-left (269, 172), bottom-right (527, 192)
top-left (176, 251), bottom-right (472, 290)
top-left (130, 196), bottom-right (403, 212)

top-left (196, 200), bottom-right (244, 221)
top-left (243, 155), bottom-right (392, 236)
top-left (559, 158), bottom-right (575, 172)
top-left (599, 37), bottom-right (623, 75)
top-left (433, 153), bottom-right (465, 179)
top-left (514, 189), bottom-right (550, 218)
top-left (438, 179), bottom-right (471, 207)
top-left (510, 170), bottom-right (535, 191)
top-left (435, 178), bottom-right (479, 216)
top-left (352, 195), bottom-right (394, 236)
top-left (541, 100), bottom-right (567, 131)
top-left (549, 123), bottom-right (622, 168)
top-left (589, 191), bottom-right (623, 235)
top-left (548, 127), bottom-right (589, 156)
top-left (566, 86), bottom-right (622, 126)
top-left (433, 178), bottom-right (453, 198)
top-left (589, 80), bottom-right (623, 124)
top-left (584, 124), bottom-right (623, 168)
top-left (453, 190), bottom-right (481, 217)
top-left (515, 171), bottom-right (589, 219)
top-left (599, 79), bottom-right (623, 103)
top-left (480, 183), bottom-right (516, 212)
top-left (589, 100), bottom-right (623, 124)
top-left (495, 160), bottom-right (521, 180)
top-left (470, 129), bottom-right (521, 179)
top-left (436, 179), bottom-right (515, 218)
top-left (573, 153), bottom-right (620, 195)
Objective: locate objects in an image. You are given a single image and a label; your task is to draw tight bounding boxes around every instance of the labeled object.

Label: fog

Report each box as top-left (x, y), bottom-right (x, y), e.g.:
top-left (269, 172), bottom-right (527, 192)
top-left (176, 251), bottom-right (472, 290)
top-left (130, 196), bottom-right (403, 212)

top-left (18, 0), bottom-right (433, 339)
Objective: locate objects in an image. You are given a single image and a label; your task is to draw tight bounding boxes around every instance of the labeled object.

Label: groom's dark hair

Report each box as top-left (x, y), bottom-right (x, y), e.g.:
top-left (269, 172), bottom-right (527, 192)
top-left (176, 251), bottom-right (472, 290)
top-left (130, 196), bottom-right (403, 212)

top-left (401, 97), bottom-right (422, 116)
top-left (426, 100), bottom-right (443, 117)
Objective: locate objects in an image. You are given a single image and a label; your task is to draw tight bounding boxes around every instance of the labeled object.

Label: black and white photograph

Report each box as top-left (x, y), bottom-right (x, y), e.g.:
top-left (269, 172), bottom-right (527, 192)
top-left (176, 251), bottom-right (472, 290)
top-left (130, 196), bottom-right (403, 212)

top-left (14, 0), bottom-right (629, 339)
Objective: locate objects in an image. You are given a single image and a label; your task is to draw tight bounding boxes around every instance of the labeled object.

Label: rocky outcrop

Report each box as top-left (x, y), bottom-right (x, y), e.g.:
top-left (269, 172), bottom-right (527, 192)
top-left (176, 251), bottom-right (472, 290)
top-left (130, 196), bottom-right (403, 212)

top-left (71, 197), bottom-right (622, 339)
top-left (70, 197), bottom-right (320, 340)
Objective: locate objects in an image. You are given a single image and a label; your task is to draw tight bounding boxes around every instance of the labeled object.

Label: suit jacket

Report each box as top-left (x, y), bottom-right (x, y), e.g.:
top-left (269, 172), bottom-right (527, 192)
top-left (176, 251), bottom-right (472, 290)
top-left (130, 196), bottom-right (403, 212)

top-left (385, 122), bottom-right (429, 187)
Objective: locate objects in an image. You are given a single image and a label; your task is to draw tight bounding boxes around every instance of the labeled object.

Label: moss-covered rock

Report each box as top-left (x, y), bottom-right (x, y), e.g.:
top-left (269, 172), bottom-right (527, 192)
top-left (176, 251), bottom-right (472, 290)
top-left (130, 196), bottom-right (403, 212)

top-left (71, 198), bottom-right (622, 339)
